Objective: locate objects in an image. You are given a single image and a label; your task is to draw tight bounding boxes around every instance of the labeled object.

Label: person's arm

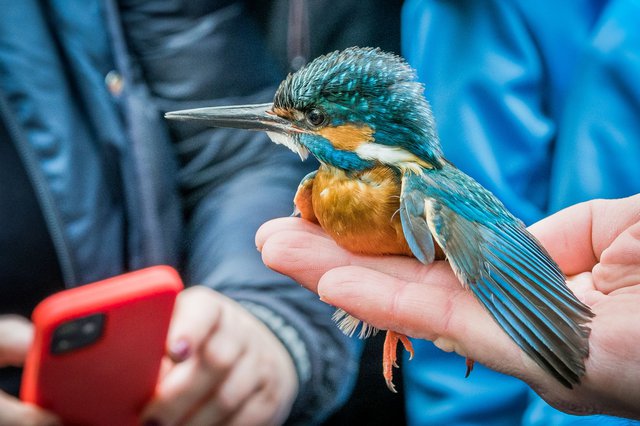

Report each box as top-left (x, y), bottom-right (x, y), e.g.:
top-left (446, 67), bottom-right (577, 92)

top-left (119, 2), bottom-right (359, 424)
top-left (548, 0), bottom-right (640, 211)
top-left (402, 0), bottom-right (565, 224)
top-left (257, 195), bottom-right (640, 420)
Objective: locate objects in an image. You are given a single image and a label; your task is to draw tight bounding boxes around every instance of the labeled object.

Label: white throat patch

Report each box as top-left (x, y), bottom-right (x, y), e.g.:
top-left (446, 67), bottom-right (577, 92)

top-left (266, 131), bottom-right (309, 161)
top-left (355, 143), bottom-right (425, 173)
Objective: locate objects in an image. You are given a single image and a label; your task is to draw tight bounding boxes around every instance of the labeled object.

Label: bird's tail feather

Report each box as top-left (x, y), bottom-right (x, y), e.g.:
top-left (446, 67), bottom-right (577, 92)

top-left (332, 308), bottom-right (379, 339)
top-left (470, 222), bottom-right (593, 388)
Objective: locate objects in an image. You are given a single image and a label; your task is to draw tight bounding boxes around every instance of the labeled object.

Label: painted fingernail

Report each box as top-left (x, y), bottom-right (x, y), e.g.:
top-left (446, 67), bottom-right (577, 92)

top-left (169, 338), bottom-right (192, 362)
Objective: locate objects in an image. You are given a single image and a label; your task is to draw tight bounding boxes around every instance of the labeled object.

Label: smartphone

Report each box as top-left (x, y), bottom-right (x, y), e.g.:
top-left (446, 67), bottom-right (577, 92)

top-left (21, 265), bottom-right (183, 426)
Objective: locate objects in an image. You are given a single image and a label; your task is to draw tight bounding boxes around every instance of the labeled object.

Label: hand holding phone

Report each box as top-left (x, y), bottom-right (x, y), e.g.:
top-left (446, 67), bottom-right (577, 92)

top-left (21, 266), bottom-right (183, 426)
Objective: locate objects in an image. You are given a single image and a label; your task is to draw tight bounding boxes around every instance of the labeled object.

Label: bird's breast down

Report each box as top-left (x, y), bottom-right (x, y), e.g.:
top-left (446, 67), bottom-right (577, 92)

top-left (310, 165), bottom-right (413, 256)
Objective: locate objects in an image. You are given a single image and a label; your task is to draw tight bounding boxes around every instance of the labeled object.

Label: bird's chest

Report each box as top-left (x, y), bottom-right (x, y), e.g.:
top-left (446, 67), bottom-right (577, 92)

top-left (311, 165), bottom-right (412, 256)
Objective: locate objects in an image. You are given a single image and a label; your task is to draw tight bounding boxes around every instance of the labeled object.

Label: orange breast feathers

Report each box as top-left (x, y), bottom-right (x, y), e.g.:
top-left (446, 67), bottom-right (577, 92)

top-left (293, 165), bottom-right (413, 256)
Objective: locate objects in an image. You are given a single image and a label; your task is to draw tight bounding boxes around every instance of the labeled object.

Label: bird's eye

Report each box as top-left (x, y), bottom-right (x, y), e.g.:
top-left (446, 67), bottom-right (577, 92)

top-left (305, 109), bottom-right (326, 127)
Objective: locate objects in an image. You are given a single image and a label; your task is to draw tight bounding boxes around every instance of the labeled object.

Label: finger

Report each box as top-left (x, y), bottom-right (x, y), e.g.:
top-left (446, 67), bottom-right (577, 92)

top-left (529, 195), bottom-right (640, 276)
top-left (316, 264), bottom-right (527, 378)
top-left (143, 357), bottom-right (213, 425)
top-left (0, 315), bottom-right (33, 367)
top-left (143, 294), bottom-right (247, 425)
top-left (592, 219), bottom-right (640, 294)
top-left (165, 287), bottom-right (222, 362)
top-left (182, 350), bottom-right (259, 425)
top-left (255, 217), bottom-right (330, 251)
top-left (223, 391), bottom-right (290, 426)
top-left (318, 263), bottom-right (468, 338)
top-left (260, 229), bottom-right (348, 292)
top-left (565, 272), bottom-right (601, 305)
top-left (260, 228), bottom-right (436, 293)
top-left (0, 391), bottom-right (61, 426)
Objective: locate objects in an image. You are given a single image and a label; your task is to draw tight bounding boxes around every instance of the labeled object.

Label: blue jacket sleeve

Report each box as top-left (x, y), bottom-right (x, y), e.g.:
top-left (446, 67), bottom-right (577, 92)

top-left (403, 0), bottom-right (554, 224)
top-left (402, 1), bottom-right (640, 426)
top-left (548, 0), bottom-right (640, 212)
top-left (119, 2), bottom-right (360, 424)
top-left (403, 0), bottom-right (606, 224)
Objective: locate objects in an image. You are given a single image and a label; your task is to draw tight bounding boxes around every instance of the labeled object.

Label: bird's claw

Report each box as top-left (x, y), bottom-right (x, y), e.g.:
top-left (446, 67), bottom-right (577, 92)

top-left (465, 357), bottom-right (475, 378)
top-left (383, 331), bottom-right (414, 393)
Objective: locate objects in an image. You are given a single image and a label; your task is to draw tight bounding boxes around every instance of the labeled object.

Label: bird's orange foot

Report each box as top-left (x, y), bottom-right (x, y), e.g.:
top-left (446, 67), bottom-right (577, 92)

top-left (465, 357), bottom-right (475, 378)
top-left (383, 330), bottom-right (414, 393)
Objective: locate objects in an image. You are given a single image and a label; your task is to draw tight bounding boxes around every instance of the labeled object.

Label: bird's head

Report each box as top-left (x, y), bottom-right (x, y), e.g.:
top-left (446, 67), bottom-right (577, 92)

top-left (166, 47), bottom-right (442, 171)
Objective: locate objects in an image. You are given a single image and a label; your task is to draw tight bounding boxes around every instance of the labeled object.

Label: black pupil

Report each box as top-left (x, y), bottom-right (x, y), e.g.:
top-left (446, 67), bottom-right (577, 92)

top-left (307, 110), bottom-right (323, 126)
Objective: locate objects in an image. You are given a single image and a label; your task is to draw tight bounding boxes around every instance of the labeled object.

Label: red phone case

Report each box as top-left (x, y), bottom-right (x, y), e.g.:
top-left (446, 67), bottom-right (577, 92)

top-left (21, 265), bottom-right (183, 426)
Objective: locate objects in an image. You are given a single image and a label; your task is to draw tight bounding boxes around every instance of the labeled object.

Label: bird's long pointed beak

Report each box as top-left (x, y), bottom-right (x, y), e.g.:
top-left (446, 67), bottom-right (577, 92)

top-left (165, 103), bottom-right (296, 134)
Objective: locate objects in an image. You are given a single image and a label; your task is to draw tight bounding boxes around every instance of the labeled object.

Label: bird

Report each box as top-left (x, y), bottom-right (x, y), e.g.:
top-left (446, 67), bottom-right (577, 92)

top-left (165, 47), bottom-right (593, 391)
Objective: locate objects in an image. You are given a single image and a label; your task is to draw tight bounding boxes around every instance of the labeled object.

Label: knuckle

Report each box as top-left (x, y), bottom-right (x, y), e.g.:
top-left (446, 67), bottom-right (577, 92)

top-left (215, 390), bottom-right (238, 414)
top-left (203, 342), bottom-right (240, 371)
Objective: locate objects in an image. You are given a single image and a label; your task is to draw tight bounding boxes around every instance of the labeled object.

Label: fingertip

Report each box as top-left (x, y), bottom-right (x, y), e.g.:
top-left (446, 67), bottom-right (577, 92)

top-left (260, 230), bottom-right (342, 292)
top-left (0, 315), bottom-right (34, 366)
top-left (255, 217), bottom-right (313, 250)
top-left (165, 287), bottom-right (222, 359)
top-left (255, 218), bottom-right (284, 251)
top-left (168, 338), bottom-right (192, 363)
top-left (528, 201), bottom-right (597, 275)
top-left (0, 397), bottom-right (62, 426)
top-left (258, 231), bottom-right (297, 272)
top-left (30, 407), bottom-right (62, 426)
top-left (316, 266), bottom-right (403, 327)
top-left (315, 267), bottom-right (351, 302)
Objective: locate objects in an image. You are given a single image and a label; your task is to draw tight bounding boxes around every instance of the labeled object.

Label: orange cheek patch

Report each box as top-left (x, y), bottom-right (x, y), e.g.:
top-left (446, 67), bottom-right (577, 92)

top-left (271, 107), bottom-right (297, 121)
top-left (318, 124), bottom-right (374, 151)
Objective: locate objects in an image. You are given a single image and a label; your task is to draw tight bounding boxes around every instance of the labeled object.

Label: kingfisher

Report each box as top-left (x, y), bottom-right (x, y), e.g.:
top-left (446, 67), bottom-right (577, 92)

top-left (166, 47), bottom-right (593, 391)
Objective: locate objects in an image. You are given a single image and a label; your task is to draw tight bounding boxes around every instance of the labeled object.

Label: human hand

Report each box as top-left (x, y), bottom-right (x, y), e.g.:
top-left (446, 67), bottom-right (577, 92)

top-left (142, 286), bottom-right (298, 426)
top-left (256, 195), bottom-right (640, 419)
top-left (0, 315), bottom-right (61, 425)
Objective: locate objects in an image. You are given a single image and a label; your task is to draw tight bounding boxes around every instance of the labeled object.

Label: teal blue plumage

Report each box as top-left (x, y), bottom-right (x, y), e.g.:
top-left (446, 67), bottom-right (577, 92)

top-left (166, 46), bottom-right (594, 388)
top-left (401, 165), bottom-right (592, 387)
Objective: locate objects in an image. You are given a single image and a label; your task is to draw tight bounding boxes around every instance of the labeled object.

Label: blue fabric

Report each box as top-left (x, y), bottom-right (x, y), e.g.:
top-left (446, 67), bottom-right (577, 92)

top-left (0, 0), bottom-right (127, 285)
top-left (402, 0), bottom-right (640, 425)
top-left (0, 1), bottom-right (359, 423)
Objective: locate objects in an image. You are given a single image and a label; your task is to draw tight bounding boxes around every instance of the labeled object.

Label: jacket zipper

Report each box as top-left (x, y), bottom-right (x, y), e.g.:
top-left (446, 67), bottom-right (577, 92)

top-left (0, 93), bottom-right (78, 287)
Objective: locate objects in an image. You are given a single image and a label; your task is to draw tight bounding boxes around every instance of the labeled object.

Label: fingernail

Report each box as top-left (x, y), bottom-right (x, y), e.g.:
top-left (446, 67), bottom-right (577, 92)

top-left (169, 338), bottom-right (192, 362)
top-left (142, 419), bottom-right (162, 426)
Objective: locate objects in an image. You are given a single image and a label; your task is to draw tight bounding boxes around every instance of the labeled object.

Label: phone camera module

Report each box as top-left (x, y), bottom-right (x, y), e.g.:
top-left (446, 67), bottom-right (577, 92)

top-left (51, 313), bottom-right (105, 355)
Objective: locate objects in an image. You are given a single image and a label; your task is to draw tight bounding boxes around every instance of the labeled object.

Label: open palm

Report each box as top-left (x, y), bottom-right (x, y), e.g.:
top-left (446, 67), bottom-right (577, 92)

top-left (256, 195), bottom-right (640, 420)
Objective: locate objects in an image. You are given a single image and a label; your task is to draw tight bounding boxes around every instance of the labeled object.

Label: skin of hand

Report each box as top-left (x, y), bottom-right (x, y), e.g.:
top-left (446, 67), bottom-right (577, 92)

top-left (256, 194), bottom-right (640, 420)
top-left (0, 315), bottom-right (61, 426)
top-left (142, 286), bottom-right (298, 426)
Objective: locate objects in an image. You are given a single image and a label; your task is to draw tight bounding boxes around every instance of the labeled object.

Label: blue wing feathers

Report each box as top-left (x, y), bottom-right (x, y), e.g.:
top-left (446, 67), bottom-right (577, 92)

top-left (483, 250), bottom-right (588, 358)
top-left (401, 168), bottom-right (593, 387)
top-left (473, 279), bottom-right (580, 387)
top-left (399, 189), bottom-right (435, 264)
top-left (492, 228), bottom-right (590, 314)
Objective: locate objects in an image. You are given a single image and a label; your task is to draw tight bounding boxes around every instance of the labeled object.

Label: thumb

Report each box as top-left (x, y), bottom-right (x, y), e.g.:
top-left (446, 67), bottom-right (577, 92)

top-left (0, 391), bottom-right (61, 426)
top-left (0, 315), bottom-right (33, 367)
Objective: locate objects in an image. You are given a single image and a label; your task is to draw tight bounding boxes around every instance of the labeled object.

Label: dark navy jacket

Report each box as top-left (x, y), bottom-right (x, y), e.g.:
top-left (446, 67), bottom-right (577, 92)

top-left (0, 1), bottom-right (358, 423)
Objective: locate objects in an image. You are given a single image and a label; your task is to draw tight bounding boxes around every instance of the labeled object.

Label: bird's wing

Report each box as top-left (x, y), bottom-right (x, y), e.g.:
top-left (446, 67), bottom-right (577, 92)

top-left (401, 168), bottom-right (593, 388)
top-left (293, 170), bottom-right (319, 223)
top-left (399, 186), bottom-right (435, 265)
